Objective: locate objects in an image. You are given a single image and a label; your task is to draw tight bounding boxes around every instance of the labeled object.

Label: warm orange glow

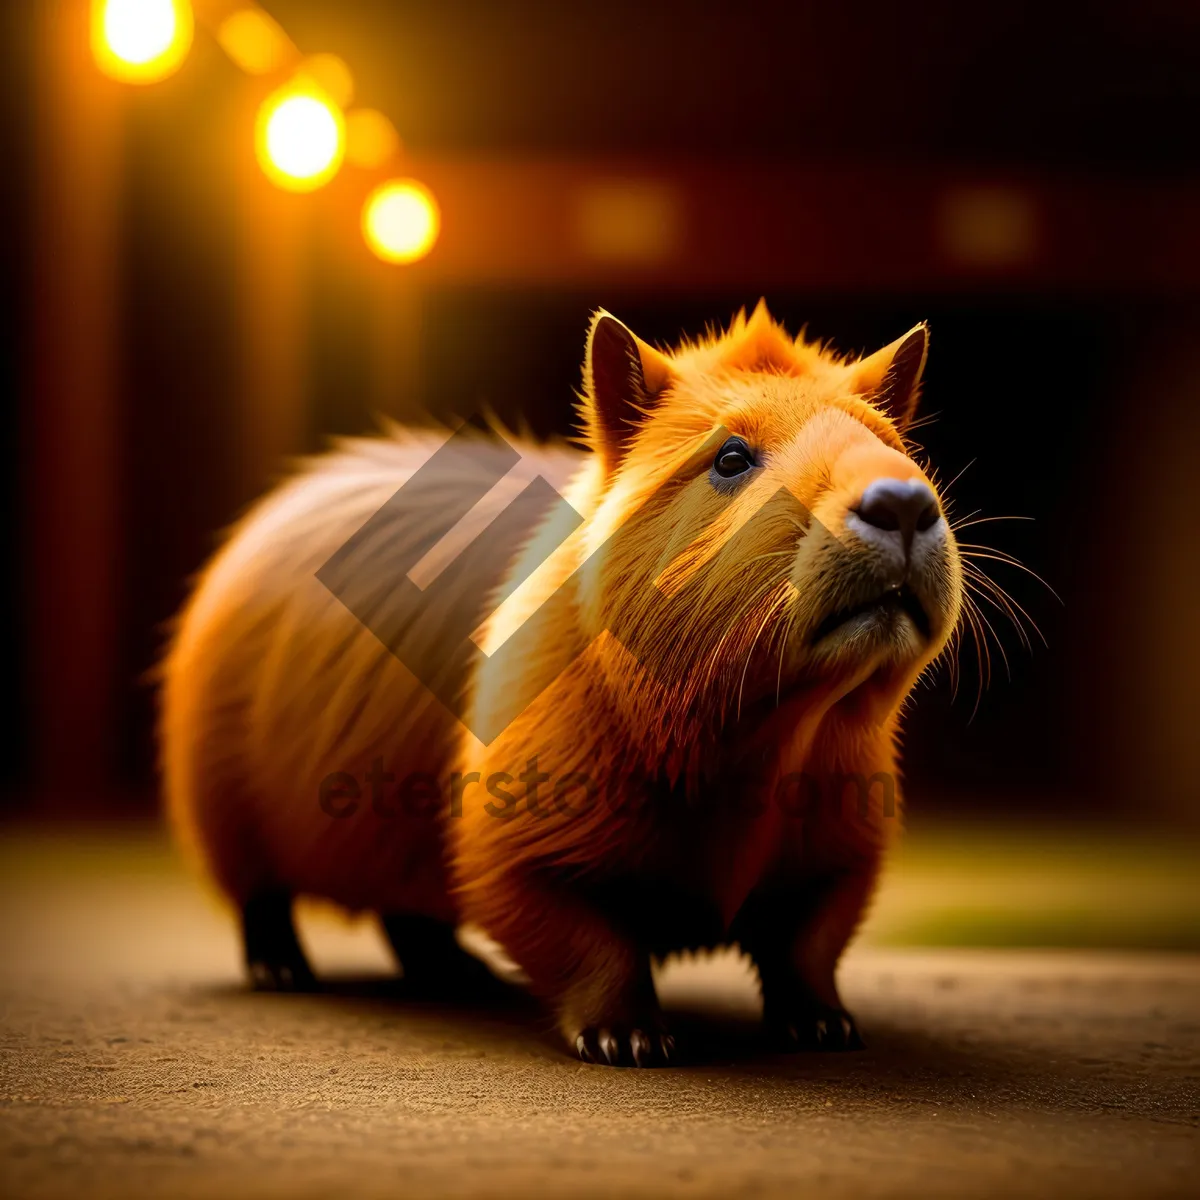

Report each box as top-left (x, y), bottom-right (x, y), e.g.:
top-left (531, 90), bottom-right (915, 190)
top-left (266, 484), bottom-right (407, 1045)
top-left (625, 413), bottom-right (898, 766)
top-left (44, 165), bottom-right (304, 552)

top-left (346, 109), bottom-right (401, 169)
top-left (362, 180), bottom-right (440, 264)
top-left (938, 186), bottom-right (1039, 269)
top-left (255, 85), bottom-right (345, 193)
top-left (215, 7), bottom-right (292, 76)
top-left (91, 0), bottom-right (193, 84)
top-left (297, 54), bottom-right (355, 108)
top-left (573, 180), bottom-right (681, 264)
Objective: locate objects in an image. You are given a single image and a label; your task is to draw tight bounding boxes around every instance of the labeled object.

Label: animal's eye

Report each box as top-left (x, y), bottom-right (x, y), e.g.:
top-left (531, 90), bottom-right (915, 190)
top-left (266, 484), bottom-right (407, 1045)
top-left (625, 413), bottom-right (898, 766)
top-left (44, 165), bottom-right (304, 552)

top-left (713, 436), bottom-right (755, 479)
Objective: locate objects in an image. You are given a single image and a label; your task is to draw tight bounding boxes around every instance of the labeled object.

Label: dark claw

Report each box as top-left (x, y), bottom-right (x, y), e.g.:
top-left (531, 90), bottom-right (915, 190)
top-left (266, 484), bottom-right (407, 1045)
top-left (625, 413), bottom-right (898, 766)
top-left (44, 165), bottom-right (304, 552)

top-left (630, 1029), bottom-right (652, 1067)
top-left (598, 1029), bottom-right (621, 1065)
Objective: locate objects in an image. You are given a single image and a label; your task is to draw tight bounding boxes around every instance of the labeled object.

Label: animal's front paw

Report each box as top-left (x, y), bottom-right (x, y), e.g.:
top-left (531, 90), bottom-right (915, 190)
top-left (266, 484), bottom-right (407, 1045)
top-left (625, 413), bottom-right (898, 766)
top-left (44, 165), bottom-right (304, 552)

top-left (573, 1023), bottom-right (677, 1067)
top-left (766, 1005), bottom-right (864, 1053)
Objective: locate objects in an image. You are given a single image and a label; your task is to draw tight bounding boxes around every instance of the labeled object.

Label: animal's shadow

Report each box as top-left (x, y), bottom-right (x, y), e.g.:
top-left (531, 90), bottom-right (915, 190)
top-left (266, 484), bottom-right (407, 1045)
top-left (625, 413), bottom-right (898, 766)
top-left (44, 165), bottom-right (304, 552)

top-left (196, 965), bottom-right (1168, 1116)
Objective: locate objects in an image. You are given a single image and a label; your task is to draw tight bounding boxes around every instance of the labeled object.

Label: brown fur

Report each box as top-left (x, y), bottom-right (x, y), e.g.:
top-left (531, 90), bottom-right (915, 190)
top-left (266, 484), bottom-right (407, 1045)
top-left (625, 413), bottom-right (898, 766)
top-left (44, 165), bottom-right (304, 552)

top-left (161, 303), bottom-right (963, 1064)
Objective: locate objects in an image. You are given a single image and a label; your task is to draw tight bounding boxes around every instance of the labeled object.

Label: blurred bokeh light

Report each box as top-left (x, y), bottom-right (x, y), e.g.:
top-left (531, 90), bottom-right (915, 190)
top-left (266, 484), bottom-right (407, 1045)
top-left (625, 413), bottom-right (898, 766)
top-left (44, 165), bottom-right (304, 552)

top-left (297, 53), bottom-right (355, 108)
top-left (255, 84), bottom-right (345, 192)
top-left (362, 179), bottom-right (440, 263)
top-left (215, 6), bottom-right (292, 76)
top-left (91, 0), bottom-right (193, 84)
top-left (573, 180), bottom-right (681, 264)
top-left (346, 108), bottom-right (401, 169)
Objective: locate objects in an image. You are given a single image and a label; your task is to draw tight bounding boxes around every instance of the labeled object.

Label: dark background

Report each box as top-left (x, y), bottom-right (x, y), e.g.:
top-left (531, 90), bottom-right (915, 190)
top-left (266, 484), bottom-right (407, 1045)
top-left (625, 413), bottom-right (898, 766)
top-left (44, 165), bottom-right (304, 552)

top-left (7, 0), bottom-right (1200, 826)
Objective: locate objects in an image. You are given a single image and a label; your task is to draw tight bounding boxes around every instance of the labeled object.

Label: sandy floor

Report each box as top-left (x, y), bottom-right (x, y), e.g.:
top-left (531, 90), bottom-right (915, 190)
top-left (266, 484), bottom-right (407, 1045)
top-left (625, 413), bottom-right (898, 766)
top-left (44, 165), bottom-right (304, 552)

top-left (1, 831), bottom-right (1197, 1199)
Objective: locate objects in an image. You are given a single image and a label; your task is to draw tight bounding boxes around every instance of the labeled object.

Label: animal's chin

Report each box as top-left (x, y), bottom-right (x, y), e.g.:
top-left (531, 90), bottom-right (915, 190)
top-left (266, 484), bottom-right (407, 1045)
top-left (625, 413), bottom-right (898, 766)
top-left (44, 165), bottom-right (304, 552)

top-left (711, 584), bottom-right (944, 724)
top-left (745, 590), bottom-right (928, 704)
top-left (812, 583), bottom-right (931, 643)
top-left (806, 583), bottom-right (933, 667)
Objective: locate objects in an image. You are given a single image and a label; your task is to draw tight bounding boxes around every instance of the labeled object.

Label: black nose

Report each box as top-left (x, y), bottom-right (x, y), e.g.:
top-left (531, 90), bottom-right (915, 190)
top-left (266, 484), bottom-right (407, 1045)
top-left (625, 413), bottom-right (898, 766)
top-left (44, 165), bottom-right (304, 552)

top-left (855, 478), bottom-right (941, 558)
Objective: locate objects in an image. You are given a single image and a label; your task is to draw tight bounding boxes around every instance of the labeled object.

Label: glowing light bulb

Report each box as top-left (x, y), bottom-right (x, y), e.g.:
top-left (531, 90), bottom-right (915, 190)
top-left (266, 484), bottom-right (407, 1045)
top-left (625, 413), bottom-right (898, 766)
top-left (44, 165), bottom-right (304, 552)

top-left (362, 180), bottom-right (440, 264)
top-left (256, 86), bottom-right (345, 193)
top-left (92, 0), bottom-right (193, 84)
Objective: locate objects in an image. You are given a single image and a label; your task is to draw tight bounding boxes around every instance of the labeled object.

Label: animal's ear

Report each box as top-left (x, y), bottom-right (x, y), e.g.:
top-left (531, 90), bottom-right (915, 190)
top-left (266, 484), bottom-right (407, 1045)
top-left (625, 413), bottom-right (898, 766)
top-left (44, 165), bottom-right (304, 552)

top-left (582, 310), bottom-right (676, 475)
top-left (846, 323), bottom-right (929, 428)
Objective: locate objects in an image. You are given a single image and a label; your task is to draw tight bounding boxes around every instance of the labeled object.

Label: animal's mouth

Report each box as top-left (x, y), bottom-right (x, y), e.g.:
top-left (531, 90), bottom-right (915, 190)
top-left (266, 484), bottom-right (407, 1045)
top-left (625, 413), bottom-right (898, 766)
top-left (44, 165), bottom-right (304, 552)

top-left (812, 583), bottom-right (932, 644)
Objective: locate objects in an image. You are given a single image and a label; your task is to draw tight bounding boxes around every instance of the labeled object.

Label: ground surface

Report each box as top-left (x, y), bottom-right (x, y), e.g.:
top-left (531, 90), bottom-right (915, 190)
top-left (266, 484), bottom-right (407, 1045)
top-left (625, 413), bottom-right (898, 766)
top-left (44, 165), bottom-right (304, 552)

top-left (1, 827), bottom-right (1197, 1199)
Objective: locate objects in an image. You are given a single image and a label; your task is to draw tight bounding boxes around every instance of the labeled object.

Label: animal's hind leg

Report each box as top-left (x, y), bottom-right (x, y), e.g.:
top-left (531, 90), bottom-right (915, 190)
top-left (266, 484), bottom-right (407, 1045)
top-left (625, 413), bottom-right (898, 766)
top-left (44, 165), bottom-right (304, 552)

top-left (242, 891), bottom-right (319, 992)
top-left (381, 913), bottom-right (500, 998)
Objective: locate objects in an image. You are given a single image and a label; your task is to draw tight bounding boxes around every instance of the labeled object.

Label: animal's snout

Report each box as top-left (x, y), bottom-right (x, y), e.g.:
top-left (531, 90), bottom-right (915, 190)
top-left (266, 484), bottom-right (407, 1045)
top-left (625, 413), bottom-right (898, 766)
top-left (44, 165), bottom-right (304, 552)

top-left (853, 477), bottom-right (941, 562)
